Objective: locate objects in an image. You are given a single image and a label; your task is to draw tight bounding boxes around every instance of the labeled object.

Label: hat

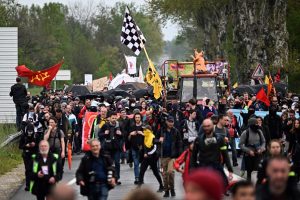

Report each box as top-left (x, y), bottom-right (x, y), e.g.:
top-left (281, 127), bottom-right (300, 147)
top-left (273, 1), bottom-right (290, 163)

top-left (39, 105), bottom-right (45, 109)
top-left (133, 108), bottom-right (141, 114)
top-left (167, 116), bottom-right (174, 122)
top-left (206, 112), bottom-right (214, 118)
top-left (185, 169), bottom-right (224, 200)
top-left (248, 118), bottom-right (257, 126)
top-left (75, 97), bottom-right (80, 101)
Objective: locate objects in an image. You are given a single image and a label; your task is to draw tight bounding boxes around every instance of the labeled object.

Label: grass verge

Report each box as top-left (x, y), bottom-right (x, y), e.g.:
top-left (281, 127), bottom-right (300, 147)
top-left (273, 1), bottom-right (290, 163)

top-left (0, 124), bottom-right (22, 175)
top-left (0, 124), bottom-right (17, 143)
top-left (0, 143), bottom-right (22, 175)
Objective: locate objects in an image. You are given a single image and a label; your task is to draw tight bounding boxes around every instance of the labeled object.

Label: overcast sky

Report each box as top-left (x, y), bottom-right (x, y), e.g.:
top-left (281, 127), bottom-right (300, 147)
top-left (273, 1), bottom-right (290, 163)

top-left (17, 0), bottom-right (179, 41)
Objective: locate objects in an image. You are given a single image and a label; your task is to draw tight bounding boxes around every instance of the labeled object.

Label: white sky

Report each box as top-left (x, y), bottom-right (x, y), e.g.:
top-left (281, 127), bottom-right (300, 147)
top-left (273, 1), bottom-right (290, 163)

top-left (17, 0), bottom-right (179, 41)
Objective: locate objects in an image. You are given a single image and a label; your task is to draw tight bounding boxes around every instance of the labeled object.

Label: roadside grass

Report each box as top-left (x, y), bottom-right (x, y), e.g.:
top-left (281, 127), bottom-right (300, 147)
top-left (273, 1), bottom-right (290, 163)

top-left (0, 143), bottom-right (22, 175)
top-left (0, 124), bottom-right (22, 175)
top-left (0, 123), bottom-right (17, 143)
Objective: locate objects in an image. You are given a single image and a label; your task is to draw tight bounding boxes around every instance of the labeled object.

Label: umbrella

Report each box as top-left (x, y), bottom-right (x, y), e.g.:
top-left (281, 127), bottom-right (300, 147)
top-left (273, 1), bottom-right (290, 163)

top-left (133, 89), bottom-right (150, 99)
top-left (116, 82), bottom-right (147, 91)
top-left (65, 85), bottom-right (91, 96)
top-left (103, 89), bottom-right (133, 98)
top-left (108, 73), bottom-right (136, 89)
top-left (233, 85), bottom-right (256, 96)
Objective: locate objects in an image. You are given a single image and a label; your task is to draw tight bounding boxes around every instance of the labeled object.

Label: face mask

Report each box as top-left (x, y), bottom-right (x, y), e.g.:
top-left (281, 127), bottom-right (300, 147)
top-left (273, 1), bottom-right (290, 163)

top-left (131, 103), bottom-right (136, 107)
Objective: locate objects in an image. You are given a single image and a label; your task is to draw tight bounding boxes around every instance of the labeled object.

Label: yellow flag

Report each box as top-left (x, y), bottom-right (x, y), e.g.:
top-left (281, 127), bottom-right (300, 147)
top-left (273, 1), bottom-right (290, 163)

top-left (233, 82), bottom-right (238, 89)
top-left (264, 75), bottom-right (269, 85)
top-left (145, 60), bottom-right (162, 99)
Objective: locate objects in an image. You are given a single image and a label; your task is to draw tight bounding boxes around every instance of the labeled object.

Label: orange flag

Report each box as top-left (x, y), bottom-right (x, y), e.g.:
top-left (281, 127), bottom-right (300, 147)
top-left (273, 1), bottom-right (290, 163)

top-left (16, 61), bottom-right (63, 86)
top-left (256, 87), bottom-right (270, 107)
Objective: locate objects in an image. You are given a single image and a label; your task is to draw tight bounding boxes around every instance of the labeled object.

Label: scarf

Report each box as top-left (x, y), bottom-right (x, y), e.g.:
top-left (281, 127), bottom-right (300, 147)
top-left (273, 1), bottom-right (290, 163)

top-left (144, 129), bottom-right (155, 148)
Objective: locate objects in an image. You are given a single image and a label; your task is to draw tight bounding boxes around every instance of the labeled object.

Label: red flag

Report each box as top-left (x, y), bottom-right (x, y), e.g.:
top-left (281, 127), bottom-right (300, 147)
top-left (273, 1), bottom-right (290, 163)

top-left (82, 111), bottom-right (99, 152)
top-left (16, 61), bottom-right (63, 86)
top-left (256, 87), bottom-right (270, 107)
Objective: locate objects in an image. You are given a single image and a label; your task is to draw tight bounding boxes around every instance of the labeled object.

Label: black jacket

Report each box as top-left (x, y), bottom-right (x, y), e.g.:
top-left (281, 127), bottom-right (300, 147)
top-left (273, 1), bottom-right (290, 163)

top-left (256, 182), bottom-right (300, 200)
top-left (76, 151), bottom-right (115, 196)
top-left (99, 122), bottom-right (123, 152)
top-left (30, 153), bottom-right (60, 196)
top-left (10, 83), bottom-right (27, 104)
top-left (157, 127), bottom-right (182, 158)
top-left (190, 133), bottom-right (233, 172)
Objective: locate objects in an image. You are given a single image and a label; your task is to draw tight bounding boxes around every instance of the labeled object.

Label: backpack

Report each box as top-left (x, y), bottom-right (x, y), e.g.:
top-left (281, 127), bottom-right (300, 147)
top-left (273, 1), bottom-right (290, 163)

top-left (49, 128), bottom-right (62, 154)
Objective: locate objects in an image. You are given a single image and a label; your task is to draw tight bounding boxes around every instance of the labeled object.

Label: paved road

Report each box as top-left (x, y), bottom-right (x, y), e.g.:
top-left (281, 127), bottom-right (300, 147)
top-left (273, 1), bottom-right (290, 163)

top-left (11, 154), bottom-right (244, 200)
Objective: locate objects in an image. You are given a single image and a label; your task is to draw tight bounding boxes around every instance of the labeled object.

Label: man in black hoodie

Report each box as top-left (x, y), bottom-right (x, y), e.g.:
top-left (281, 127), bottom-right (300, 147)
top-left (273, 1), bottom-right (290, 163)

top-left (10, 77), bottom-right (28, 130)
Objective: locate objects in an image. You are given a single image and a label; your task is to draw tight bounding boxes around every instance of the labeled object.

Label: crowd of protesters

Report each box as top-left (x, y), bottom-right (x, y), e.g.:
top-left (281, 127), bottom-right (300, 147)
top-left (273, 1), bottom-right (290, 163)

top-left (10, 77), bottom-right (300, 200)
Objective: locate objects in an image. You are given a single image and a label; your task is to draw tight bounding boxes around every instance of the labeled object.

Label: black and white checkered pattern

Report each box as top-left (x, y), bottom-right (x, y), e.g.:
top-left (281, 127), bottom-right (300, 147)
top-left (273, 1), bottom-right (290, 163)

top-left (121, 7), bottom-right (146, 56)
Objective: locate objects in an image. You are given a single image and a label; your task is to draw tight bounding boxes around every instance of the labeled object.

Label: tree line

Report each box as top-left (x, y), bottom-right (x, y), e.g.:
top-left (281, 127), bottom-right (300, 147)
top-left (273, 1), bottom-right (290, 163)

top-left (0, 0), bottom-right (164, 84)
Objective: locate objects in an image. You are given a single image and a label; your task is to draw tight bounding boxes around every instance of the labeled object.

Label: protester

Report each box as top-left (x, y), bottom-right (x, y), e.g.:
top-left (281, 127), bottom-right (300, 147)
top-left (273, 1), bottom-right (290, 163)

top-left (231, 181), bottom-right (255, 200)
top-left (256, 156), bottom-right (300, 200)
top-left (138, 125), bottom-right (164, 192)
top-left (190, 119), bottom-right (233, 191)
top-left (76, 138), bottom-right (116, 200)
top-left (30, 140), bottom-right (61, 200)
top-left (44, 117), bottom-right (65, 180)
top-left (10, 77), bottom-right (28, 131)
top-left (123, 187), bottom-right (161, 200)
top-left (99, 112), bottom-right (123, 185)
top-left (48, 182), bottom-right (76, 200)
top-left (239, 118), bottom-right (266, 181)
top-left (158, 116), bottom-right (182, 197)
top-left (184, 169), bottom-right (224, 200)
top-left (19, 122), bottom-right (38, 191)
top-left (128, 113), bottom-right (144, 184)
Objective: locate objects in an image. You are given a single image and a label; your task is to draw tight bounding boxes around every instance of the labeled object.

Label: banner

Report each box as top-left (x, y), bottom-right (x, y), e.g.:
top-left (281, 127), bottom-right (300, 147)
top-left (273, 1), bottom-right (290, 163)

top-left (16, 61), bottom-right (63, 86)
top-left (125, 55), bottom-right (137, 74)
top-left (84, 74), bottom-right (93, 86)
top-left (82, 112), bottom-right (99, 151)
top-left (92, 77), bottom-right (109, 92)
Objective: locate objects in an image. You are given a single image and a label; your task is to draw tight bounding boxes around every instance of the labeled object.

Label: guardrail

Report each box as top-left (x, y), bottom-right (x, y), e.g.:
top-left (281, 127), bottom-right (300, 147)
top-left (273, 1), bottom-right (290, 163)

top-left (0, 131), bottom-right (22, 149)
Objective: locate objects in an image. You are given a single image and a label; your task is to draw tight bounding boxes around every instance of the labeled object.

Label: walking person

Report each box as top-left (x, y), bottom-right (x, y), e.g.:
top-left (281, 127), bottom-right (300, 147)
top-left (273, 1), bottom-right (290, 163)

top-left (239, 118), bottom-right (266, 181)
top-left (128, 113), bottom-right (145, 184)
top-left (99, 112), bottom-right (123, 185)
top-left (190, 119), bottom-right (233, 192)
top-left (182, 110), bottom-right (200, 149)
top-left (19, 122), bottom-right (38, 191)
top-left (29, 140), bottom-right (61, 200)
top-left (158, 116), bottom-right (182, 197)
top-left (76, 139), bottom-right (116, 200)
top-left (10, 77), bottom-right (28, 131)
top-left (44, 117), bottom-right (65, 180)
top-left (138, 125), bottom-right (164, 192)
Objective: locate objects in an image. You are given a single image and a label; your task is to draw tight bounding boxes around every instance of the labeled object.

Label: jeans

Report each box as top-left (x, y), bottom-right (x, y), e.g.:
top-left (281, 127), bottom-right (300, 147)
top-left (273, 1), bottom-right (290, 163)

top-left (88, 183), bottom-right (108, 200)
top-left (229, 137), bottom-right (238, 164)
top-left (131, 149), bottom-right (140, 179)
top-left (112, 151), bottom-right (121, 180)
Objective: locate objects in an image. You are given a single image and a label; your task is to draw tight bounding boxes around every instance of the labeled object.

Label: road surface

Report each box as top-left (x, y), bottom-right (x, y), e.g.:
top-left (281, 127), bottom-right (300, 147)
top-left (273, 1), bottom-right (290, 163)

top-left (11, 154), bottom-right (244, 200)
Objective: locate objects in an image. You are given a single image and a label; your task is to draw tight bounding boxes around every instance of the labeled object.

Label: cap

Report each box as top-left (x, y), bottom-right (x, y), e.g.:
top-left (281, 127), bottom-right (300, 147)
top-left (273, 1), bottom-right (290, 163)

top-left (39, 105), bottom-right (45, 109)
top-left (167, 116), bottom-right (174, 122)
top-left (75, 97), bottom-right (80, 101)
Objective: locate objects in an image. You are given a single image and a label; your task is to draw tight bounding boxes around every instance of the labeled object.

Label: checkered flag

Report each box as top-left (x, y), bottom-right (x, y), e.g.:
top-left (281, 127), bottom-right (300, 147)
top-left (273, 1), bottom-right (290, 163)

top-left (121, 7), bottom-right (146, 56)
